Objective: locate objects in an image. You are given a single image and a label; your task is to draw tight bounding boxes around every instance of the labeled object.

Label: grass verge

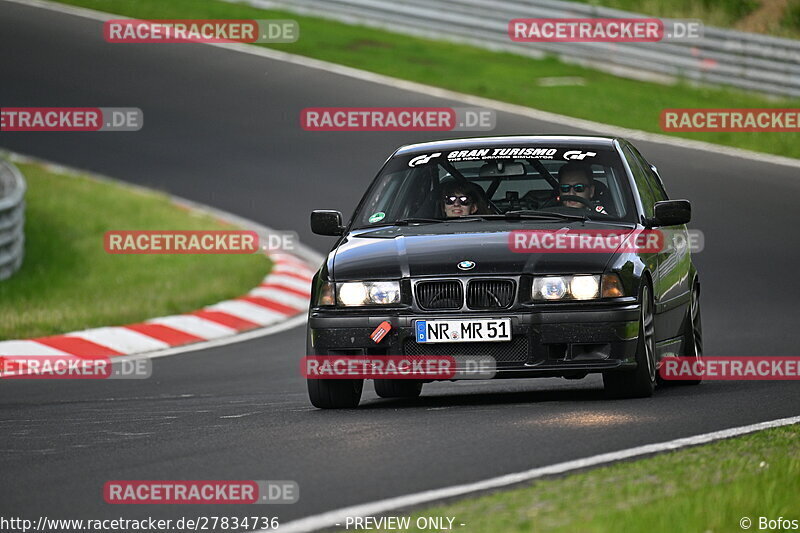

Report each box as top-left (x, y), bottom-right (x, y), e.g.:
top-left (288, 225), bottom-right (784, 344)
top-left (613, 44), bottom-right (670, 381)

top-left (0, 160), bottom-right (269, 340)
top-left (52, 0), bottom-right (800, 159)
top-left (361, 423), bottom-right (800, 533)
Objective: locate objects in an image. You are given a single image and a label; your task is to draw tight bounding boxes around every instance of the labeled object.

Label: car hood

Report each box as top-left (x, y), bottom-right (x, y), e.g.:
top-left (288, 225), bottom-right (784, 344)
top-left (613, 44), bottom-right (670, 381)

top-left (331, 221), bottom-right (637, 279)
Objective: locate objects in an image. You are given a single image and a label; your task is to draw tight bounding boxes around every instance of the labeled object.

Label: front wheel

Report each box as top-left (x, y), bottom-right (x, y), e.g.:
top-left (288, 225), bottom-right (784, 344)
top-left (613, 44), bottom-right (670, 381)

top-left (603, 283), bottom-right (657, 399)
top-left (679, 284), bottom-right (703, 385)
top-left (374, 379), bottom-right (423, 399)
top-left (307, 379), bottom-right (363, 409)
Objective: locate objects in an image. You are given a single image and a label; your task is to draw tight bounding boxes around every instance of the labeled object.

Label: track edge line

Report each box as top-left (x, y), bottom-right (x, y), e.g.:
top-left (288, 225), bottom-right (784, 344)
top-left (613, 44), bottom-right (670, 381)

top-left (271, 415), bottom-right (800, 533)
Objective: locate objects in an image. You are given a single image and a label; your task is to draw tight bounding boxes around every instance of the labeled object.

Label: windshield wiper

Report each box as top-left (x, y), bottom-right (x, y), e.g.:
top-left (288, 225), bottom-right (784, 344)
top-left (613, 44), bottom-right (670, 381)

top-left (480, 210), bottom-right (588, 222)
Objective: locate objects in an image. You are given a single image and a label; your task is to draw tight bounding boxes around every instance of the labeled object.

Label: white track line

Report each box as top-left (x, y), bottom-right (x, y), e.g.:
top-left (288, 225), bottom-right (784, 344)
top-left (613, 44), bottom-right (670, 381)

top-left (248, 287), bottom-right (310, 309)
top-left (4, 0), bottom-right (800, 170)
top-left (271, 415), bottom-right (800, 533)
top-left (0, 341), bottom-right (70, 356)
top-left (70, 327), bottom-right (170, 354)
top-left (206, 300), bottom-right (287, 325)
top-left (263, 274), bottom-right (313, 292)
top-left (273, 260), bottom-right (315, 272)
top-left (146, 315), bottom-right (238, 339)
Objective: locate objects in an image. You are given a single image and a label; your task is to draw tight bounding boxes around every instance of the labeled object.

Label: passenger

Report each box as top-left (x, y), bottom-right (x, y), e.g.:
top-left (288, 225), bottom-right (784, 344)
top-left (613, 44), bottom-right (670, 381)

top-left (440, 182), bottom-right (489, 218)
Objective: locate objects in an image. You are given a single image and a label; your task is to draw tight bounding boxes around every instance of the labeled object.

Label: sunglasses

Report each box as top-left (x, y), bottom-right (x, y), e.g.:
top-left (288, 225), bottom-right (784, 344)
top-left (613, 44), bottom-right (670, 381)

top-left (444, 195), bottom-right (473, 206)
top-left (559, 183), bottom-right (588, 193)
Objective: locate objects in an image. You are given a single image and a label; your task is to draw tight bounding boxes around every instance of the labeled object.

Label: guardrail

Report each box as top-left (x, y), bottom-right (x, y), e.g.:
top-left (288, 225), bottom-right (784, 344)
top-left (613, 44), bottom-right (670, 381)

top-left (0, 159), bottom-right (26, 280)
top-left (252, 0), bottom-right (800, 98)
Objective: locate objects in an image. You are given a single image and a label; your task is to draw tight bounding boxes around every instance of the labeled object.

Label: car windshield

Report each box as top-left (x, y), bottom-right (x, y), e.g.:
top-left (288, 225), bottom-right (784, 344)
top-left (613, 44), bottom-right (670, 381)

top-left (352, 144), bottom-right (637, 228)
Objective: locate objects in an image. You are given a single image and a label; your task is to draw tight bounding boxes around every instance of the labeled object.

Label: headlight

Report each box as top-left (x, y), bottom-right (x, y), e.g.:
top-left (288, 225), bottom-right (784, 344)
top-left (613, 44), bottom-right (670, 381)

top-left (533, 276), bottom-right (568, 300)
top-left (337, 282), bottom-right (369, 306)
top-left (368, 282), bottom-right (401, 305)
top-left (533, 274), bottom-right (620, 300)
top-left (570, 275), bottom-right (600, 300)
top-left (337, 281), bottom-right (401, 306)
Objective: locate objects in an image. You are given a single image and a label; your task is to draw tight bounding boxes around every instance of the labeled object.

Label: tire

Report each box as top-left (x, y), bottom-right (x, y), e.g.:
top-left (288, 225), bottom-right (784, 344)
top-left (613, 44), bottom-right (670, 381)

top-left (603, 283), bottom-right (657, 399)
top-left (374, 379), bottom-right (423, 399)
top-left (678, 283), bottom-right (703, 385)
top-left (307, 378), bottom-right (363, 409)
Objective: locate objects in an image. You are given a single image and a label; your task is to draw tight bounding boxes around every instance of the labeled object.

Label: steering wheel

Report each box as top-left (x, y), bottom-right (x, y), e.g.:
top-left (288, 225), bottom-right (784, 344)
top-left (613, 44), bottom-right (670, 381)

top-left (558, 194), bottom-right (594, 209)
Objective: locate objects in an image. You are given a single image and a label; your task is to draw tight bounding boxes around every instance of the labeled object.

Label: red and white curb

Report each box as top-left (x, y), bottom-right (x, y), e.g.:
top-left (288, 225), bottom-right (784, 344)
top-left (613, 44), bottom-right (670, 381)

top-left (0, 152), bottom-right (323, 374)
top-left (0, 252), bottom-right (315, 371)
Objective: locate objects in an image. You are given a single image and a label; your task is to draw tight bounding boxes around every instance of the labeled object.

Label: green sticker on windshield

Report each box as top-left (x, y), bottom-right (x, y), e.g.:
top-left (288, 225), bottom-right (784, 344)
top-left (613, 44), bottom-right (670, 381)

top-left (368, 212), bottom-right (386, 223)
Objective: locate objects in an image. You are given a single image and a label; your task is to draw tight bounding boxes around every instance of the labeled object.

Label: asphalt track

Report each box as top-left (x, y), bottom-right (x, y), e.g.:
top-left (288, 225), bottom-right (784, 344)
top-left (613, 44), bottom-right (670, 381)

top-left (1, 1), bottom-right (799, 529)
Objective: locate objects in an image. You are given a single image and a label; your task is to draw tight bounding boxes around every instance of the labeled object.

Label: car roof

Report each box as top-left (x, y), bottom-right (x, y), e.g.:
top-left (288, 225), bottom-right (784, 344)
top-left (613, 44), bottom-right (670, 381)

top-left (394, 135), bottom-right (620, 156)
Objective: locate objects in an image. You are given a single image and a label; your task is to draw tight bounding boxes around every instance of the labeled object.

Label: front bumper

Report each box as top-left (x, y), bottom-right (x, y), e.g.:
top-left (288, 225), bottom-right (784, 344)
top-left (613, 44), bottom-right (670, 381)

top-left (307, 304), bottom-right (641, 379)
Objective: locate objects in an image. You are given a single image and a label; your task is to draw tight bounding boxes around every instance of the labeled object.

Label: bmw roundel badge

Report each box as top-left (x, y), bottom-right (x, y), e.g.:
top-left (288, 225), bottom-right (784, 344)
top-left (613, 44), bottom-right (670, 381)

top-left (457, 260), bottom-right (476, 271)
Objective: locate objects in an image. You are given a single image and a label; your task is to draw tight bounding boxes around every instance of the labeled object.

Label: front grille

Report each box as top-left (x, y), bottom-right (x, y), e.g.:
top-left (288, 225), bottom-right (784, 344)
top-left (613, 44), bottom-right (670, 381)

top-left (415, 280), bottom-right (463, 310)
top-left (467, 279), bottom-right (515, 309)
top-left (403, 336), bottom-right (529, 363)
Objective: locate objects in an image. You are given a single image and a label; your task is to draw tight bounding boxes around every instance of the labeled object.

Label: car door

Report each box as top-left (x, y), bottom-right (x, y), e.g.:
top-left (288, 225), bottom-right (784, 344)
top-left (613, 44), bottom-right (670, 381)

top-left (628, 144), bottom-right (691, 342)
top-left (622, 144), bottom-right (671, 344)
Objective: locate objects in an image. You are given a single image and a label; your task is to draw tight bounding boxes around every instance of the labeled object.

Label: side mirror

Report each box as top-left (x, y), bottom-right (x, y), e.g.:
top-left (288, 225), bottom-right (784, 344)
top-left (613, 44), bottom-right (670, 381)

top-left (311, 210), bottom-right (344, 236)
top-left (651, 200), bottom-right (691, 227)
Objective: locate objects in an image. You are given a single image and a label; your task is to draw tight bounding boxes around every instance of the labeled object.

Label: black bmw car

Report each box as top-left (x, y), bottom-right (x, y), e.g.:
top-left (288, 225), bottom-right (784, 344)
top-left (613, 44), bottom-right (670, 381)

top-left (306, 135), bottom-right (702, 408)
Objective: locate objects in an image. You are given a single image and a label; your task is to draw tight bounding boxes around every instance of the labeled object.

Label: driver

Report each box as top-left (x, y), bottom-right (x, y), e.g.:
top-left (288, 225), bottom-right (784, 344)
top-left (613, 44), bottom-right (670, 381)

top-left (557, 162), bottom-right (608, 215)
top-left (440, 181), bottom-right (488, 218)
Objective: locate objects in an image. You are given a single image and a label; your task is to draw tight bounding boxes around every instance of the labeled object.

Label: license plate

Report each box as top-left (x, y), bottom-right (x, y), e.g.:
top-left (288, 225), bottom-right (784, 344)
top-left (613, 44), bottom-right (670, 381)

top-left (415, 318), bottom-right (511, 343)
